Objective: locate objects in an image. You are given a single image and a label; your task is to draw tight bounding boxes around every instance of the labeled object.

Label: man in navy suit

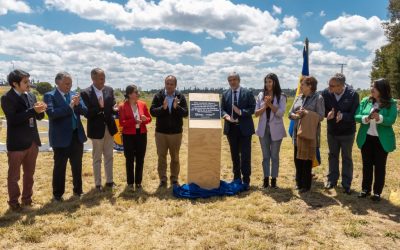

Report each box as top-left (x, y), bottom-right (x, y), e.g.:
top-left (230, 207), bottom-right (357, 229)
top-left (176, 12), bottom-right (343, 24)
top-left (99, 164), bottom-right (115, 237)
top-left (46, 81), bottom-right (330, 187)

top-left (44, 72), bottom-right (87, 201)
top-left (1, 69), bottom-right (47, 211)
top-left (221, 72), bottom-right (256, 189)
top-left (80, 68), bottom-right (118, 191)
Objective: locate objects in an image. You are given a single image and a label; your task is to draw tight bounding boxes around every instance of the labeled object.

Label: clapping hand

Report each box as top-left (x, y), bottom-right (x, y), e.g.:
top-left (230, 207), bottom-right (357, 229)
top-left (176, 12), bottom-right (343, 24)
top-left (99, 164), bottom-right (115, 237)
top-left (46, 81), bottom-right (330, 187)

top-left (33, 101), bottom-right (47, 113)
top-left (162, 97), bottom-right (168, 110)
top-left (173, 96), bottom-right (179, 109)
top-left (370, 112), bottom-right (380, 122)
top-left (336, 110), bottom-right (343, 123)
top-left (327, 108), bottom-right (335, 120)
top-left (140, 115), bottom-right (147, 122)
top-left (264, 95), bottom-right (272, 108)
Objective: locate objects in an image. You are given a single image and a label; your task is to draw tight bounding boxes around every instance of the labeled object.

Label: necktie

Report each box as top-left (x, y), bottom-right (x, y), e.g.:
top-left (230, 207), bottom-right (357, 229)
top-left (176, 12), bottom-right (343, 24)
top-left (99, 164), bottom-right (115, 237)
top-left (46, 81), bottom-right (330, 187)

top-left (233, 90), bottom-right (238, 120)
top-left (65, 93), bottom-right (77, 130)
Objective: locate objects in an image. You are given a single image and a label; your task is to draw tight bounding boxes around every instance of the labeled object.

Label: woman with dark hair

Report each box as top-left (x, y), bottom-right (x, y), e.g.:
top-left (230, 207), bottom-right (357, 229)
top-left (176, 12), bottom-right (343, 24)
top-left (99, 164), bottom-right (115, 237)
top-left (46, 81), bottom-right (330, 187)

top-left (288, 76), bottom-right (325, 193)
top-left (255, 73), bottom-right (287, 188)
top-left (355, 78), bottom-right (397, 201)
top-left (118, 85), bottom-right (151, 190)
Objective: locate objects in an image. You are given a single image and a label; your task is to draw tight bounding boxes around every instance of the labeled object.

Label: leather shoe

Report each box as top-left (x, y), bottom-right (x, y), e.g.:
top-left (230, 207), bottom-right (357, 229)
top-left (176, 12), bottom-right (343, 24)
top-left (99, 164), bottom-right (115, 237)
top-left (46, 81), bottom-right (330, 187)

top-left (324, 182), bottom-right (336, 189)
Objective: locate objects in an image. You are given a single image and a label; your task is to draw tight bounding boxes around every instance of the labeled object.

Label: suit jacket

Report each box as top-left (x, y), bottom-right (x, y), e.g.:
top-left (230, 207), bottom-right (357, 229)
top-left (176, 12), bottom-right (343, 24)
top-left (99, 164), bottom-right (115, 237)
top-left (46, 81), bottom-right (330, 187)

top-left (118, 100), bottom-right (152, 135)
top-left (355, 97), bottom-right (397, 153)
top-left (221, 87), bottom-right (256, 136)
top-left (80, 85), bottom-right (118, 139)
top-left (255, 92), bottom-right (287, 141)
top-left (1, 89), bottom-right (44, 151)
top-left (44, 89), bottom-right (87, 148)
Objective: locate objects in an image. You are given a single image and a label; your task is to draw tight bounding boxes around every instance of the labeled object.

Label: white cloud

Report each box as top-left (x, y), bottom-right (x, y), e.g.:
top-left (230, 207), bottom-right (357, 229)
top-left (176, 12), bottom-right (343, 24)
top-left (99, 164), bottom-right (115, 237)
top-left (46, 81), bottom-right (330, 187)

top-left (0, 0), bottom-right (31, 15)
top-left (305, 11), bottom-right (313, 17)
top-left (321, 15), bottom-right (387, 51)
top-left (319, 10), bottom-right (326, 17)
top-left (45, 0), bottom-right (280, 45)
top-left (140, 38), bottom-right (201, 59)
top-left (272, 5), bottom-right (282, 15)
top-left (282, 16), bottom-right (298, 29)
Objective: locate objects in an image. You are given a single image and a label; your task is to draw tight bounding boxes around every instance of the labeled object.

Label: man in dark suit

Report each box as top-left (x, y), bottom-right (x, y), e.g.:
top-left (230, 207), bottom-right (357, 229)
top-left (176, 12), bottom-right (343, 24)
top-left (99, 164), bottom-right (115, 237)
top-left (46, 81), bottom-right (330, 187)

top-left (44, 72), bottom-right (87, 201)
top-left (1, 69), bottom-right (46, 211)
top-left (80, 68), bottom-right (118, 191)
top-left (221, 72), bottom-right (256, 189)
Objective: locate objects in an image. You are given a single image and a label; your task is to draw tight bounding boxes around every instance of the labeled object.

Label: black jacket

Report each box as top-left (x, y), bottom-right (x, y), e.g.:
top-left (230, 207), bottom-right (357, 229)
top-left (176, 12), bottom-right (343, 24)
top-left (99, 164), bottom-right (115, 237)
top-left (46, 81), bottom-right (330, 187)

top-left (1, 89), bottom-right (44, 151)
top-left (150, 90), bottom-right (188, 134)
top-left (81, 85), bottom-right (118, 139)
top-left (322, 85), bottom-right (359, 136)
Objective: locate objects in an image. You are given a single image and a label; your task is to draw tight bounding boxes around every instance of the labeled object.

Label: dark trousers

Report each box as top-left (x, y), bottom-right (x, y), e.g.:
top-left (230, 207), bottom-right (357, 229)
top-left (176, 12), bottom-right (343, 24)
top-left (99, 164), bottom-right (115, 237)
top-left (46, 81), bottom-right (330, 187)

top-left (227, 124), bottom-right (252, 184)
top-left (52, 131), bottom-right (83, 198)
top-left (123, 130), bottom-right (147, 185)
top-left (361, 135), bottom-right (388, 195)
top-left (294, 146), bottom-right (312, 190)
top-left (327, 133), bottom-right (355, 188)
top-left (7, 142), bottom-right (39, 206)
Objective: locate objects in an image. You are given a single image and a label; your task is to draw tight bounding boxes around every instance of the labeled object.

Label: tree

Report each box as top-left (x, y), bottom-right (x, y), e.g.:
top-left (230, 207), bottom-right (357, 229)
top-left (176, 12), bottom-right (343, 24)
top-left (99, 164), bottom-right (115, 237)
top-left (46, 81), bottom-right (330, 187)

top-left (371, 0), bottom-right (400, 98)
top-left (35, 82), bottom-right (54, 95)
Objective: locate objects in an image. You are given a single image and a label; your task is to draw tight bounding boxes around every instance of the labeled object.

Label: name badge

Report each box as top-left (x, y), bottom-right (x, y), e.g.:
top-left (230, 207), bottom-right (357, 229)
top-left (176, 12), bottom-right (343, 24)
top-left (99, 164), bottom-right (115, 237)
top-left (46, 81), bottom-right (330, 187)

top-left (29, 118), bottom-right (35, 128)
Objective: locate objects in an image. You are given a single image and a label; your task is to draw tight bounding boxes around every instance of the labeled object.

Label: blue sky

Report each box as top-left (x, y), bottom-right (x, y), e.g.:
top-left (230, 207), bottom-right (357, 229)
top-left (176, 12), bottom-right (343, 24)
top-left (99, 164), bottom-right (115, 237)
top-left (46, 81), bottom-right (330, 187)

top-left (0, 0), bottom-right (389, 90)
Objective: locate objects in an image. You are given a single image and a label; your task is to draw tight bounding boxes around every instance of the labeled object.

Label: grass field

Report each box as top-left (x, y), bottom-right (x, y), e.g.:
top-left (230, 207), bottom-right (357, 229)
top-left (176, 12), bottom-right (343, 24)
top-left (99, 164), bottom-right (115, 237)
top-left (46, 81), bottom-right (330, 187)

top-left (0, 94), bottom-right (399, 249)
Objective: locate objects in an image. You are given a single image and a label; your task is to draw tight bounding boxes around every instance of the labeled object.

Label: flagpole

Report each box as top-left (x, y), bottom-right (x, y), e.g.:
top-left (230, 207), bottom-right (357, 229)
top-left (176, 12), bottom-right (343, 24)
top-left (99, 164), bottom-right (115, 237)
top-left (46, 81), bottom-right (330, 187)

top-left (305, 37), bottom-right (309, 71)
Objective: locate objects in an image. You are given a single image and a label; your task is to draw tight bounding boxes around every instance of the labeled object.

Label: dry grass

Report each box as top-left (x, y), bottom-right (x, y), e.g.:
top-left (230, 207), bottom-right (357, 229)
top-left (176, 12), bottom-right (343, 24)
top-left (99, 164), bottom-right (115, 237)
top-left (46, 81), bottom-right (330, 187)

top-left (0, 103), bottom-right (400, 249)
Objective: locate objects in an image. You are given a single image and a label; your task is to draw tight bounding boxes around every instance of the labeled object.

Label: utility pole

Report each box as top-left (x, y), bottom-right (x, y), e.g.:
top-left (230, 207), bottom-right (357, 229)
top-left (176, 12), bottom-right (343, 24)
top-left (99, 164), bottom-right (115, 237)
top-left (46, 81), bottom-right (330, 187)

top-left (337, 63), bottom-right (347, 74)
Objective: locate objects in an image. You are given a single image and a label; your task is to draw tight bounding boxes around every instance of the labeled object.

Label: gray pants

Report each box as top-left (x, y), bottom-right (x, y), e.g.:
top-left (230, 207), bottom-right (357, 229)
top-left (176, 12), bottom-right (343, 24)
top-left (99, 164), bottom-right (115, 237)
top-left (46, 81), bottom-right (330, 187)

top-left (91, 128), bottom-right (114, 186)
top-left (326, 133), bottom-right (355, 188)
top-left (259, 123), bottom-right (282, 178)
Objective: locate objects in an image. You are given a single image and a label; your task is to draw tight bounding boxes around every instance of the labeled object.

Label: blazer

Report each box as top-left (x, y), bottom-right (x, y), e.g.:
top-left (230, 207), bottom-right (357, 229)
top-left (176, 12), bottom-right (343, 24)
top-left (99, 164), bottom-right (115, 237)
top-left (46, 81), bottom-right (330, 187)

top-left (44, 89), bottom-right (87, 148)
top-left (150, 89), bottom-right (188, 134)
top-left (255, 92), bottom-right (287, 141)
top-left (355, 97), bottom-right (397, 153)
top-left (118, 100), bottom-right (152, 135)
top-left (1, 89), bottom-right (44, 151)
top-left (80, 85), bottom-right (118, 139)
top-left (221, 87), bottom-right (256, 136)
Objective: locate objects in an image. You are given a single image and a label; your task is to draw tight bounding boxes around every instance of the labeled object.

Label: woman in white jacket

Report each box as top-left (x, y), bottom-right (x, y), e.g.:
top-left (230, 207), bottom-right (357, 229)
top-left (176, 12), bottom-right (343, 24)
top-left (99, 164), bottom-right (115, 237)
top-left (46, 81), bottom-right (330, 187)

top-left (255, 73), bottom-right (287, 189)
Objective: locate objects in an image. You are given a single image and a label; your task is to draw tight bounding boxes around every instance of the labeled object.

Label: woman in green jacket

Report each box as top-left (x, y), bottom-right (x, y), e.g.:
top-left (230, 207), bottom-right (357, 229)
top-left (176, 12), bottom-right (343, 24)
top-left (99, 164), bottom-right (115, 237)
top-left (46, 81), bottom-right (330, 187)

top-left (355, 78), bottom-right (397, 201)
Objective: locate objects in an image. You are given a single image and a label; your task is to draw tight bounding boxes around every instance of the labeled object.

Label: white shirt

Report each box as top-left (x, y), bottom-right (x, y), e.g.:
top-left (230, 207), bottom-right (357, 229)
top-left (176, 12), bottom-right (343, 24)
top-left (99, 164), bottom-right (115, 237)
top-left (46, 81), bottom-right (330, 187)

top-left (131, 103), bottom-right (140, 129)
top-left (93, 85), bottom-right (104, 100)
top-left (334, 86), bottom-right (346, 102)
top-left (362, 102), bottom-right (383, 136)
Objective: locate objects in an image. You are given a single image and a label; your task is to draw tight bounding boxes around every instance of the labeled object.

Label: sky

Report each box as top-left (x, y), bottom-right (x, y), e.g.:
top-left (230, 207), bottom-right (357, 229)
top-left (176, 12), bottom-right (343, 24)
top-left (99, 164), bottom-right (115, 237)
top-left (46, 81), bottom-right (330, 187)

top-left (0, 0), bottom-right (389, 90)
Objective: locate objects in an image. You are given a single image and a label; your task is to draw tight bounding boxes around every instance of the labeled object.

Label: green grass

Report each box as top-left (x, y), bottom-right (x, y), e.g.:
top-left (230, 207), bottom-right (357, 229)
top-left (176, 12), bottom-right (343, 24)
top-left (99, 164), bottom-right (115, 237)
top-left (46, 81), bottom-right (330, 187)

top-left (0, 95), bottom-right (399, 249)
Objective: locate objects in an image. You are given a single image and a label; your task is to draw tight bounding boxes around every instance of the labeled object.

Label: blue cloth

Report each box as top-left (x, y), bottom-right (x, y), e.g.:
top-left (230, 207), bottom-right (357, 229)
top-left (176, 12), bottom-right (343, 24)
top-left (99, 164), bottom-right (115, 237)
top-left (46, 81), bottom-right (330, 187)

top-left (173, 179), bottom-right (249, 199)
top-left (289, 44), bottom-right (309, 138)
top-left (164, 90), bottom-right (175, 113)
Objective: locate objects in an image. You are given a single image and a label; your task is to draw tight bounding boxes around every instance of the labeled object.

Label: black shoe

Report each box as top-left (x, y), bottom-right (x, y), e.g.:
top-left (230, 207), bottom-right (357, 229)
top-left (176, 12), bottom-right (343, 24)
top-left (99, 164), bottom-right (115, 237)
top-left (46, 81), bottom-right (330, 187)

top-left (243, 183), bottom-right (250, 191)
top-left (105, 182), bottom-right (116, 188)
top-left (127, 184), bottom-right (134, 189)
top-left (172, 181), bottom-right (180, 187)
top-left (371, 194), bottom-right (381, 202)
top-left (299, 188), bottom-right (310, 193)
top-left (357, 190), bottom-right (370, 198)
top-left (52, 196), bottom-right (63, 202)
top-left (271, 178), bottom-right (277, 189)
top-left (324, 182), bottom-right (336, 189)
top-left (135, 184), bottom-right (142, 190)
top-left (343, 187), bottom-right (351, 195)
top-left (95, 185), bottom-right (103, 192)
top-left (159, 181), bottom-right (167, 188)
top-left (9, 203), bottom-right (22, 212)
top-left (73, 192), bottom-right (83, 198)
top-left (263, 177), bottom-right (269, 188)
top-left (295, 185), bottom-right (302, 190)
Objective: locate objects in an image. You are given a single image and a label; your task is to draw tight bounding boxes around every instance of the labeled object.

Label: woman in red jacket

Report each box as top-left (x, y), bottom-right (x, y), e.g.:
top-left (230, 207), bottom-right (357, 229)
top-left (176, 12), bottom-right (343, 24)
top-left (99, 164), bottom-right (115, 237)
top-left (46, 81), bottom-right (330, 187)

top-left (119, 84), bottom-right (151, 190)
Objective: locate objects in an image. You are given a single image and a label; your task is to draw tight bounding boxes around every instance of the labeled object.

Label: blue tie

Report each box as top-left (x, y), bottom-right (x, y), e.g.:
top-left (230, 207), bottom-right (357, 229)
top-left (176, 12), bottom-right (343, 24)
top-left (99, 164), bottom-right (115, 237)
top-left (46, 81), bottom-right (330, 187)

top-left (65, 93), bottom-right (77, 130)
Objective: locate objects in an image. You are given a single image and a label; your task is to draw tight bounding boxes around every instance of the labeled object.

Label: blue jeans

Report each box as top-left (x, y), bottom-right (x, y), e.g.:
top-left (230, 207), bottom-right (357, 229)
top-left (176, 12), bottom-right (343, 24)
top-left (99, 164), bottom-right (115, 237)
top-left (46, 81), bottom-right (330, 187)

top-left (259, 123), bottom-right (282, 178)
